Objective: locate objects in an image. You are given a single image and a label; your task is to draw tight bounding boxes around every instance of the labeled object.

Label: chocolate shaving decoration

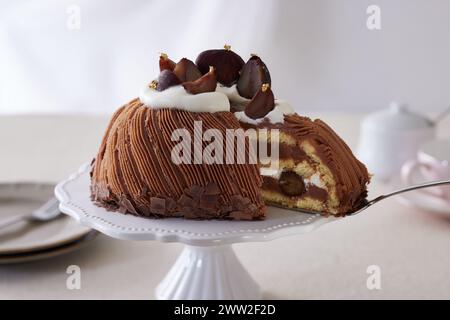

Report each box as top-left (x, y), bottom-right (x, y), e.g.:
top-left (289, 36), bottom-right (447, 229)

top-left (159, 53), bottom-right (176, 72)
top-left (278, 171), bottom-right (306, 197)
top-left (200, 194), bottom-right (219, 210)
top-left (237, 55), bottom-right (271, 99)
top-left (184, 185), bottom-right (204, 198)
top-left (118, 195), bottom-right (138, 214)
top-left (156, 70), bottom-right (182, 91)
top-left (231, 195), bottom-right (251, 211)
top-left (183, 66), bottom-right (217, 94)
top-left (178, 194), bottom-right (194, 207)
top-left (204, 181), bottom-right (221, 195)
top-left (195, 45), bottom-right (245, 87)
top-left (244, 83), bottom-right (275, 119)
top-left (136, 203), bottom-right (152, 217)
top-left (150, 197), bottom-right (166, 214)
top-left (173, 58), bottom-right (202, 82)
top-left (229, 210), bottom-right (252, 220)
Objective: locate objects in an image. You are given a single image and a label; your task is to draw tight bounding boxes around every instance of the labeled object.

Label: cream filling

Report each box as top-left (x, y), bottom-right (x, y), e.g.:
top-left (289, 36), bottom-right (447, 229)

top-left (260, 167), bottom-right (283, 179)
top-left (139, 83), bottom-right (294, 123)
top-left (260, 167), bottom-right (326, 189)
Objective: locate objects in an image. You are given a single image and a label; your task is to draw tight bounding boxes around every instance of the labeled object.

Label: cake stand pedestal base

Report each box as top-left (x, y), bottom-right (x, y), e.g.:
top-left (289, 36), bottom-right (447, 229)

top-left (155, 245), bottom-right (261, 300)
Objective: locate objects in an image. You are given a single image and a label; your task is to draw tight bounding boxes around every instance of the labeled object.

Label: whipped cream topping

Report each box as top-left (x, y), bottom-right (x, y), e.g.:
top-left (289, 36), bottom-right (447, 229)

top-left (234, 100), bottom-right (294, 125)
top-left (216, 84), bottom-right (250, 106)
top-left (139, 85), bottom-right (230, 113)
top-left (139, 83), bottom-right (294, 123)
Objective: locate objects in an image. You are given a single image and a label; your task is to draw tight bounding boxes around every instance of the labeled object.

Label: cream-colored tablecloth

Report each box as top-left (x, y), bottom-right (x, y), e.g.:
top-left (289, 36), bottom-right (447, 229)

top-left (0, 113), bottom-right (449, 299)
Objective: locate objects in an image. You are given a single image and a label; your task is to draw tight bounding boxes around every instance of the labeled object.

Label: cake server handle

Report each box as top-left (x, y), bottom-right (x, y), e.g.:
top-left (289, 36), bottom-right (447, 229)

top-left (362, 180), bottom-right (450, 210)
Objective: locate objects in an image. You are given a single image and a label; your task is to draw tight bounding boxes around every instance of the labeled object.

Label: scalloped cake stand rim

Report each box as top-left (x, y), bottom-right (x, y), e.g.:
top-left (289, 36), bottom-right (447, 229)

top-left (54, 163), bottom-right (338, 247)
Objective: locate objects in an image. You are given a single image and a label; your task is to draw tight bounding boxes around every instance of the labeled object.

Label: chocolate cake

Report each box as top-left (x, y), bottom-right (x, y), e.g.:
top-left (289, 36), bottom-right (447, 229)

top-left (91, 51), bottom-right (265, 220)
top-left (90, 45), bottom-right (370, 219)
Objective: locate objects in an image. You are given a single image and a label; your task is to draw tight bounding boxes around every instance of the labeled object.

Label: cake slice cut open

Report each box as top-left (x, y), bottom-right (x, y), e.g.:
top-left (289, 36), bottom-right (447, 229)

top-left (241, 114), bottom-right (370, 216)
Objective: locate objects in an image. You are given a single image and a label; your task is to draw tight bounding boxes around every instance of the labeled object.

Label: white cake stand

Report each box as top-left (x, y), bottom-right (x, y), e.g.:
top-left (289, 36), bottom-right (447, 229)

top-left (55, 164), bottom-right (337, 300)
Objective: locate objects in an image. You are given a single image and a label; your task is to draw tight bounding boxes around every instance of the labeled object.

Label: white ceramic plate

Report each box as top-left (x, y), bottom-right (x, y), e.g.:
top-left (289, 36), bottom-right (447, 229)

top-left (0, 183), bottom-right (92, 254)
top-left (55, 164), bottom-right (336, 246)
top-left (0, 230), bottom-right (98, 264)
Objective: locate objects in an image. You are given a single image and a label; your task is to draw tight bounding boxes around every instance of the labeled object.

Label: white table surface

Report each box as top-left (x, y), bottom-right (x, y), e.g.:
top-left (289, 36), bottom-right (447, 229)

top-left (0, 112), bottom-right (449, 300)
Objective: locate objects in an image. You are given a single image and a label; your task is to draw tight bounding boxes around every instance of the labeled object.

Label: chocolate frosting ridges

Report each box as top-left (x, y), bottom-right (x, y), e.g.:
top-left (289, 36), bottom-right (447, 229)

top-left (91, 99), bottom-right (265, 220)
top-left (283, 114), bottom-right (369, 213)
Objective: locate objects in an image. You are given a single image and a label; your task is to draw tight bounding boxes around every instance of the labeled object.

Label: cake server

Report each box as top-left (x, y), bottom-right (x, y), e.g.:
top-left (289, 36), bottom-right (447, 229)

top-left (270, 180), bottom-right (450, 216)
top-left (0, 197), bottom-right (61, 230)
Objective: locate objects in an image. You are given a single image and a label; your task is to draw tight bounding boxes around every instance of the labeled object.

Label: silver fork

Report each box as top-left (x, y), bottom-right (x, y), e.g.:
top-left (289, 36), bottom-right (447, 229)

top-left (272, 180), bottom-right (450, 216)
top-left (0, 197), bottom-right (61, 231)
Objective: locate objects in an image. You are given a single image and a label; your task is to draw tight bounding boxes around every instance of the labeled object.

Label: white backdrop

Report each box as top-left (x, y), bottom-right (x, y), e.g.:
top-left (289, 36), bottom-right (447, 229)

top-left (1, 0), bottom-right (450, 115)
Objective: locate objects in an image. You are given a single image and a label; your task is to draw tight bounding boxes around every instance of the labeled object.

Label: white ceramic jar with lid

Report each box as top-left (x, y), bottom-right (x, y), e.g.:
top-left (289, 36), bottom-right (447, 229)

top-left (356, 102), bottom-right (435, 182)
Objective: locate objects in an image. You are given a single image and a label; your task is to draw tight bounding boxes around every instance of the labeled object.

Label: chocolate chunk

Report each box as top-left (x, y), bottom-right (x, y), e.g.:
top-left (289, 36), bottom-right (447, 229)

top-left (118, 206), bottom-right (128, 214)
top-left (136, 203), bottom-right (152, 217)
top-left (181, 206), bottom-right (197, 219)
top-left (204, 182), bottom-right (221, 195)
top-left (94, 184), bottom-right (110, 199)
top-left (171, 211), bottom-right (184, 218)
top-left (200, 194), bottom-right (219, 210)
top-left (150, 197), bottom-right (166, 214)
top-left (247, 203), bottom-right (258, 213)
top-left (184, 185), bottom-right (204, 199)
top-left (278, 171), bottom-right (306, 197)
top-left (166, 198), bottom-right (177, 212)
top-left (229, 210), bottom-right (252, 220)
top-left (219, 204), bottom-right (232, 214)
top-left (118, 195), bottom-right (137, 214)
top-left (231, 195), bottom-right (251, 211)
top-left (178, 194), bottom-right (194, 207)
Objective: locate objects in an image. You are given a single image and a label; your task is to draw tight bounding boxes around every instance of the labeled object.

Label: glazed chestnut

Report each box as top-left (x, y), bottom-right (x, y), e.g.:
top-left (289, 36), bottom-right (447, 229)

top-left (244, 83), bottom-right (275, 120)
top-left (173, 58), bottom-right (202, 82)
top-left (195, 45), bottom-right (245, 87)
top-left (159, 53), bottom-right (176, 72)
top-left (237, 54), bottom-right (271, 99)
top-left (156, 70), bottom-right (181, 91)
top-left (278, 171), bottom-right (305, 197)
top-left (183, 66), bottom-right (217, 94)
